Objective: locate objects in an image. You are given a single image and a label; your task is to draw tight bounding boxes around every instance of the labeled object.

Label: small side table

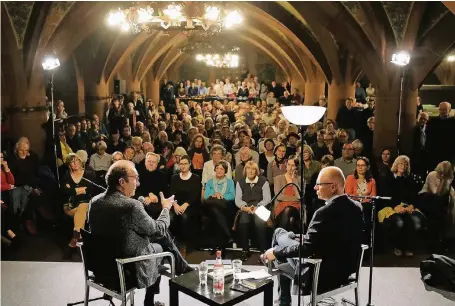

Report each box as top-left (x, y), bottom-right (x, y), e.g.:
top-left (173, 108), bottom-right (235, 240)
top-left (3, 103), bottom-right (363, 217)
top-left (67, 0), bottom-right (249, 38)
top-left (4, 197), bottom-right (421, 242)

top-left (169, 270), bottom-right (273, 306)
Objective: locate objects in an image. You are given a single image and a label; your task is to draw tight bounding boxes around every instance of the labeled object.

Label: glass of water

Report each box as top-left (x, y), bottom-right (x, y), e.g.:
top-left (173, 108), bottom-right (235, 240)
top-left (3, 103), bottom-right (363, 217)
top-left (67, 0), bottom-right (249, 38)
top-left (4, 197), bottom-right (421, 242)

top-left (232, 259), bottom-right (242, 283)
top-left (198, 262), bottom-right (208, 286)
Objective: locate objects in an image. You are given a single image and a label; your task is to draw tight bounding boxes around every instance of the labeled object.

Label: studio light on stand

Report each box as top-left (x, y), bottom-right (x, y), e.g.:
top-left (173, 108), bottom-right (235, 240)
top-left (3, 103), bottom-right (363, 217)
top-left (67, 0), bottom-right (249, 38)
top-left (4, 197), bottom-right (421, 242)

top-left (391, 51), bottom-right (410, 155)
top-left (42, 55), bottom-right (61, 187)
top-left (256, 105), bottom-right (326, 306)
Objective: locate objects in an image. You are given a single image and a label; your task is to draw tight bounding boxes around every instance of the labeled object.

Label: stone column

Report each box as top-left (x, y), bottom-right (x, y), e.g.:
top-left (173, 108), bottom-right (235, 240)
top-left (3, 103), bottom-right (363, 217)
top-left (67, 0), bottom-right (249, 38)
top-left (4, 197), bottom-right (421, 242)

top-left (85, 79), bottom-right (109, 120)
top-left (290, 76), bottom-right (305, 96)
top-left (128, 79), bottom-right (141, 93)
top-left (146, 70), bottom-right (160, 106)
top-left (208, 67), bottom-right (216, 84)
top-left (373, 88), bottom-right (418, 156)
top-left (304, 81), bottom-right (325, 105)
top-left (247, 51), bottom-right (258, 77)
top-left (327, 82), bottom-right (355, 120)
top-left (10, 110), bottom-right (48, 158)
top-left (141, 78), bottom-right (147, 98)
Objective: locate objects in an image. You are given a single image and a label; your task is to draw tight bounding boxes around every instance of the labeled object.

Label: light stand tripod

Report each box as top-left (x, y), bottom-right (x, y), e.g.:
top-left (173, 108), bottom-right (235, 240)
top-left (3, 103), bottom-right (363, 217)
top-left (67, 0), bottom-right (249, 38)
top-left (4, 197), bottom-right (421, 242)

top-left (347, 195), bottom-right (391, 306)
top-left (49, 72), bottom-right (61, 188)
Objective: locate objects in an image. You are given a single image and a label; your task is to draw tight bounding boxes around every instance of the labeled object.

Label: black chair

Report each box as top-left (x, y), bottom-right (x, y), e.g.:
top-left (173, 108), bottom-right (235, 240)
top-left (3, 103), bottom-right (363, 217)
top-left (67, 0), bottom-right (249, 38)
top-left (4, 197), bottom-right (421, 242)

top-left (68, 229), bottom-right (175, 306)
top-left (267, 244), bottom-right (368, 306)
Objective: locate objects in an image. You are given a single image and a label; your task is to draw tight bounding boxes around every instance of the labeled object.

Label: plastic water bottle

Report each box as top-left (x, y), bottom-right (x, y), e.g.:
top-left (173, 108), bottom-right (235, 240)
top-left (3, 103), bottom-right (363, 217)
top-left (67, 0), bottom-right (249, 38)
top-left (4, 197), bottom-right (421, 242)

top-left (213, 250), bottom-right (224, 294)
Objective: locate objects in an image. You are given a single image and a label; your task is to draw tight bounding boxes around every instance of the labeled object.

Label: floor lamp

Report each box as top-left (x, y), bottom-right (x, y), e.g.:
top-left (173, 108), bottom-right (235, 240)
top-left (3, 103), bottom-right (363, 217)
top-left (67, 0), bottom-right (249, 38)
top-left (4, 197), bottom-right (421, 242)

top-left (391, 51), bottom-right (410, 156)
top-left (256, 105), bottom-right (326, 306)
top-left (42, 55), bottom-right (61, 187)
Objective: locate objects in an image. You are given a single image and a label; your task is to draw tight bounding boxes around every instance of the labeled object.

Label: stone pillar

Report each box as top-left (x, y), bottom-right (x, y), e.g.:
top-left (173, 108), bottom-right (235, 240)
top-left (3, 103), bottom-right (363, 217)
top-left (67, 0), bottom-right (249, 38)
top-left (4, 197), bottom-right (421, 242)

top-left (290, 76), bottom-right (305, 96)
top-left (85, 80), bottom-right (109, 120)
top-left (146, 70), bottom-right (160, 106)
top-left (304, 81), bottom-right (325, 105)
top-left (141, 78), bottom-right (147, 98)
top-left (247, 51), bottom-right (258, 77)
top-left (373, 88), bottom-right (418, 156)
top-left (128, 79), bottom-right (141, 93)
top-left (208, 68), bottom-right (216, 84)
top-left (327, 82), bottom-right (355, 120)
top-left (10, 110), bottom-right (48, 158)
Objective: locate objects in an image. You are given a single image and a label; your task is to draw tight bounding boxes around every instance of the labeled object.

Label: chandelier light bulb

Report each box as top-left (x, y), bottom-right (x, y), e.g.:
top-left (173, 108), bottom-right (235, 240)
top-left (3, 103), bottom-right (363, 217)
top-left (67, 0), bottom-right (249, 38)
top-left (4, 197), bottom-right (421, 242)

top-left (205, 6), bottom-right (220, 21)
top-left (196, 54), bottom-right (203, 61)
top-left (224, 10), bottom-right (243, 28)
top-left (137, 7), bottom-right (153, 23)
top-left (121, 23), bottom-right (130, 32)
top-left (164, 4), bottom-right (182, 20)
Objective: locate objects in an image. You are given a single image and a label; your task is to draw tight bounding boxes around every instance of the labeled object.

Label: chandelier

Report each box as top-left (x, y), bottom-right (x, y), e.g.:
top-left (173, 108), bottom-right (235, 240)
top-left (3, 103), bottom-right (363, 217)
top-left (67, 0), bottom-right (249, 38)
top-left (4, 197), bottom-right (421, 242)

top-left (179, 41), bottom-right (240, 54)
top-left (196, 53), bottom-right (239, 68)
top-left (107, 2), bottom-right (243, 34)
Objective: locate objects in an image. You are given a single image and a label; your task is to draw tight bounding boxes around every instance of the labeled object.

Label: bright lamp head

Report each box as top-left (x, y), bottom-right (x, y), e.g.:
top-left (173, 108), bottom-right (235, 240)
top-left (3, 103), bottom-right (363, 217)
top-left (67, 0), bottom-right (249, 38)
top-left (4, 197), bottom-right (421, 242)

top-left (281, 106), bottom-right (326, 126)
top-left (391, 52), bottom-right (410, 66)
top-left (447, 55), bottom-right (455, 62)
top-left (42, 56), bottom-right (60, 70)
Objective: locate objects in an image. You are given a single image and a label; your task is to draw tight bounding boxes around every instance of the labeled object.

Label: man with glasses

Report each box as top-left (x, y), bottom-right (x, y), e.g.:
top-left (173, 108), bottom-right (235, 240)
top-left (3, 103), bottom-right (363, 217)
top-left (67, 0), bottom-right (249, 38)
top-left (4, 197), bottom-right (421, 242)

top-left (335, 142), bottom-right (357, 177)
top-left (88, 160), bottom-right (192, 306)
top-left (262, 166), bottom-right (364, 306)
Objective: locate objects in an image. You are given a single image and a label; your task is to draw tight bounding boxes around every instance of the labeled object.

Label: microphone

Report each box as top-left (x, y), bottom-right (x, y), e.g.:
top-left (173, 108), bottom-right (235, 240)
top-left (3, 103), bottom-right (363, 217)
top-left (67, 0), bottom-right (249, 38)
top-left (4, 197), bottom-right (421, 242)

top-left (348, 195), bottom-right (392, 200)
top-left (81, 177), bottom-right (107, 191)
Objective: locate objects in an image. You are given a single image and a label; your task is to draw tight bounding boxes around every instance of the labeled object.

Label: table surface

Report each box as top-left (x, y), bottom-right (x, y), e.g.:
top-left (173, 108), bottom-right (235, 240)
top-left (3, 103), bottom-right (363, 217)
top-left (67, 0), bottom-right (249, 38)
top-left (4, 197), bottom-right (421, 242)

top-left (170, 269), bottom-right (273, 305)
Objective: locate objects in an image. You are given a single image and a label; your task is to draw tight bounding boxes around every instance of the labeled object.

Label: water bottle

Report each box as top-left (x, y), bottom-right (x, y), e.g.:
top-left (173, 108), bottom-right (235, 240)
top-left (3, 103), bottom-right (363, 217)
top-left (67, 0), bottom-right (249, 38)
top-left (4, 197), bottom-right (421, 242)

top-left (213, 250), bottom-right (224, 294)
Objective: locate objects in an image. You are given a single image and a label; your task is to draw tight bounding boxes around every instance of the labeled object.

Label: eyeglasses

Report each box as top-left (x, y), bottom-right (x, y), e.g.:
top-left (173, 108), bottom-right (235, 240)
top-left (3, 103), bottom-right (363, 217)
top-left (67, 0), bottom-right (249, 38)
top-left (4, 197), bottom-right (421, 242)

top-left (315, 182), bottom-right (334, 186)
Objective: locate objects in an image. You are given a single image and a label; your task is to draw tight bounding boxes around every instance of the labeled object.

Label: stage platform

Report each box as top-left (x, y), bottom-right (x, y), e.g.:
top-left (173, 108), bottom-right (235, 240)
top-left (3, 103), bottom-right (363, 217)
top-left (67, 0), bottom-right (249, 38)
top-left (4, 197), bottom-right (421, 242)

top-left (2, 261), bottom-right (454, 306)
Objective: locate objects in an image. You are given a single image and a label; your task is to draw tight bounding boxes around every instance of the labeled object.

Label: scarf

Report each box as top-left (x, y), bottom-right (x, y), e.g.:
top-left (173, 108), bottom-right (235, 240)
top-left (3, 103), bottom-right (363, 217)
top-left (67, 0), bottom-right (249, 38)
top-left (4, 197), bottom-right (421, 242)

top-left (213, 176), bottom-right (228, 195)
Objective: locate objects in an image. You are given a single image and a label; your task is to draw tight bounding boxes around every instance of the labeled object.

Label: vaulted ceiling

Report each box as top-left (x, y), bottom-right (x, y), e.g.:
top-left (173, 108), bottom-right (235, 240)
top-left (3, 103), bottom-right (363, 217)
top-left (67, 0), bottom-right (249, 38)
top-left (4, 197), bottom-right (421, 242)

top-left (2, 1), bottom-right (455, 105)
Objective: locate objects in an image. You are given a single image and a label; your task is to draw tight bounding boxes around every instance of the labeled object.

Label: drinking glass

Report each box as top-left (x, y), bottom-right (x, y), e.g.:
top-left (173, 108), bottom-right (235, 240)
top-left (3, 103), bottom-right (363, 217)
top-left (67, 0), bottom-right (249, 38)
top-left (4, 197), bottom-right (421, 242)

top-left (232, 259), bottom-right (242, 283)
top-left (198, 262), bottom-right (208, 286)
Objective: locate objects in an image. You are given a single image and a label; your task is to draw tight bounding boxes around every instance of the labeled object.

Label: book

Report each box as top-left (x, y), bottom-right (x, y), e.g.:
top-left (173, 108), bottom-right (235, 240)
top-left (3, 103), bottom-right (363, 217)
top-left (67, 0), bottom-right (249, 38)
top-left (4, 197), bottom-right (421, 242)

top-left (240, 278), bottom-right (270, 289)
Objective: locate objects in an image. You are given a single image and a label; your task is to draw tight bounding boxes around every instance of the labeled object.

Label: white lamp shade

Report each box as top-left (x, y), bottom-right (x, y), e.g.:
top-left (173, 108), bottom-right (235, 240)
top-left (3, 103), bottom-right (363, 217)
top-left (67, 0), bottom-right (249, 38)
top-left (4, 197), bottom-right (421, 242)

top-left (281, 106), bottom-right (326, 126)
top-left (255, 205), bottom-right (271, 222)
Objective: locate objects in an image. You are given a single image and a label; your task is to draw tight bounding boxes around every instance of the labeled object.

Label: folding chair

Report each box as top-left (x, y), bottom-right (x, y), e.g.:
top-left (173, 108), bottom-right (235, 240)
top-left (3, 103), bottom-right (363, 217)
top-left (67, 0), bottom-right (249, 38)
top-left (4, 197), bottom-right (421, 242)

top-left (268, 244), bottom-right (368, 306)
top-left (68, 230), bottom-right (175, 306)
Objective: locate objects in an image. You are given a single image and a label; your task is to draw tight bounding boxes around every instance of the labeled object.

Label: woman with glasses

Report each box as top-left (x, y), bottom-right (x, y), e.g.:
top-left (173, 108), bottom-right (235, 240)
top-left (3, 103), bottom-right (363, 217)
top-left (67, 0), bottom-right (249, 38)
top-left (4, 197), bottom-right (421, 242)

top-left (379, 155), bottom-right (422, 257)
top-left (202, 160), bottom-right (236, 248)
top-left (169, 155), bottom-right (202, 257)
top-left (62, 151), bottom-right (98, 247)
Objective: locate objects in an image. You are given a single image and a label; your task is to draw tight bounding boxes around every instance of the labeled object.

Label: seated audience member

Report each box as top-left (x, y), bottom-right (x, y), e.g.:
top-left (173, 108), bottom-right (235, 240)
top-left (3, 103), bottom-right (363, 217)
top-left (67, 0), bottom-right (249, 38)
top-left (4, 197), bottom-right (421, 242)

top-left (65, 124), bottom-right (80, 152)
top-left (106, 129), bottom-right (126, 154)
top-left (89, 141), bottom-right (112, 186)
top-left (121, 125), bottom-right (133, 146)
top-left (201, 144), bottom-right (233, 187)
top-left (136, 152), bottom-right (169, 219)
top-left (161, 141), bottom-right (175, 166)
top-left (273, 156), bottom-right (301, 233)
top-left (311, 130), bottom-right (329, 161)
top-left (88, 161), bottom-right (191, 306)
top-left (187, 134), bottom-right (210, 178)
top-left (379, 155), bottom-right (422, 257)
top-left (9, 138), bottom-right (41, 235)
top-left (267, 144), bottom-right (287, 192)
top-left (62, 152), bottom-right (98, 247)
top-left (259, 139), bottom-right (276, 177)
top-left (324, 131), bottom-right (340, 158)
top-left (258, 126), bottom-right (277, 153)
top-left (376, 148), bottom-right (393, 196)
top-left (169, 147), bottom-right (188, 175)
top-left (334, 142), bottom-right (357, 177)
top-left (234, 135), bottom-right (259, 166)
top-left (154, 131), bottom-right (169, 155)
top-left (262, 167), bottom-right (364, 306)
top-left (235, 161), bottom-right (271, 260)
top-left (303, 124), bottom-right (317, 146)
top-left (234, 147), bottom-right (252, 182)
top-left (352, 139), bottom-right (364, 159)
top-left (202, 160), bottom-right (236, 247)
top-left (131, 136), bottom-right (145, 164)
top-left (307, 155), bottom-right (335, 222)
top-left (169, 155), bottom-right (202, 256)
top-left (1, 152), bottom-right (19, 245)
top-left (286, 132), bottom-right (300, 157)
top-left (123, 146), bottom-right (135, 162)
top-left (301, 145), bottom-right (321, 186)
top-left (418, 161), bottom-right (455, 251)
top-left (345, 157), bottom-right (377, 230)
top-left (112, 151), bottom-right (124, 163)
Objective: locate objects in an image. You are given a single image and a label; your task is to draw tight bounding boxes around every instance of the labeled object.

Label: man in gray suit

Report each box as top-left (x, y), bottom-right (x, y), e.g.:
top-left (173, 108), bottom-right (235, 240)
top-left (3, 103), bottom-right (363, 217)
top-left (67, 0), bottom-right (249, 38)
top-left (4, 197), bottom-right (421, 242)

top-left (88, 160), bottom-right (191, 306)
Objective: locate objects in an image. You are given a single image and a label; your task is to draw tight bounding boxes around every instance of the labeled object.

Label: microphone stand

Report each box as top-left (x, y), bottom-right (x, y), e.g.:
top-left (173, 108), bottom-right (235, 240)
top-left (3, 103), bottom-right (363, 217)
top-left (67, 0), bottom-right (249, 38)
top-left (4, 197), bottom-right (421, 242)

top-left (347, 195), bottom-right (391, 306)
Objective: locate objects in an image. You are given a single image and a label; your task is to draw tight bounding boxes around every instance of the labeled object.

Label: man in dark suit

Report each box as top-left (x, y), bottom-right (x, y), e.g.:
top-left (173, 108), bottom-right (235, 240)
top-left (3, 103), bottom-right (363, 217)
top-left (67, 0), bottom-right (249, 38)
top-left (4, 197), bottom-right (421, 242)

top-left (412, 112), bottom-right (429, 176)
top-left (88, 160), bottom-right (192, 306)
top-left (262, 167), bottom-right (364, 306)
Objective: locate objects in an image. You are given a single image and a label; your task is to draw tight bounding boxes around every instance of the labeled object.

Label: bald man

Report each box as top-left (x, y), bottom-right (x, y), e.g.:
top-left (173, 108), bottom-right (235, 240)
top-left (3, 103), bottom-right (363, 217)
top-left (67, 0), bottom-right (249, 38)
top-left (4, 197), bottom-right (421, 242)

top-left (263, 167), bottom-right (364, 306)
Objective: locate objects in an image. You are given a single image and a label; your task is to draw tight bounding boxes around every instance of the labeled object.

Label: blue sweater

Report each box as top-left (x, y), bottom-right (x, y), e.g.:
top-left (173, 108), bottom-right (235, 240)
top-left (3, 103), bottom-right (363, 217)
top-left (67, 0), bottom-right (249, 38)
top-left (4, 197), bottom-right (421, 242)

top-left (204, 178), bottom-right (235, 201)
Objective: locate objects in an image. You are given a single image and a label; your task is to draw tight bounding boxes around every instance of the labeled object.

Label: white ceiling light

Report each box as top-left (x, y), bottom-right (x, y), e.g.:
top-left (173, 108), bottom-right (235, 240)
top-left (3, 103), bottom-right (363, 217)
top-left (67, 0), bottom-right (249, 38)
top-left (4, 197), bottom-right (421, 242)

top-left (391, 51), bottom-right (411, 66)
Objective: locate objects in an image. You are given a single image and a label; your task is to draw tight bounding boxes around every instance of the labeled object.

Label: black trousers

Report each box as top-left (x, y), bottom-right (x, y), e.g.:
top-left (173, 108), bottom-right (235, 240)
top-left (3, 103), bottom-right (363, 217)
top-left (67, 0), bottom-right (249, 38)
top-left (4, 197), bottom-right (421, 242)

top-left (275, 206), bottom-right (300, 233)
top-left (144, 276), bottom-right (161, 306)
top-left (237, 211), bottom-right (267, 252)
top-left (383, 211), bottom-right (424, 251)
top-left (202, 198), bottom-right (234, 245)
top-left (169, 206), bottom-right (198, 247)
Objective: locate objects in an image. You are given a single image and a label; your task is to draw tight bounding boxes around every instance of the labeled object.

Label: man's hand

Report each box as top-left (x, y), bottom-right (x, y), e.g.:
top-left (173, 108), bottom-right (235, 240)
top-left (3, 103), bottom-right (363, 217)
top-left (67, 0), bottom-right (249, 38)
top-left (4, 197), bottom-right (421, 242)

top-left (242, 206), bottom-right (252, 213)
top-left (215, 192), bottom-right (222, 199)
top-left (264, 248), bottom-right (276, 261)
top-left (75, 187), bottom-right (87, 195)
top-left (394, 205), bottom-right (406, 214)
top-left (160, 192), bottom-right (174, 210)
top-left (180, 203), bottom-right (189, 214)
top-left (149, 193), bottom-right (159, 203)
top-left (143, 197), bottom-right (153, 205)
top-left (249, 206), bottom-right (257, 215)
top-left (173, 202), bottom-right (183, 215)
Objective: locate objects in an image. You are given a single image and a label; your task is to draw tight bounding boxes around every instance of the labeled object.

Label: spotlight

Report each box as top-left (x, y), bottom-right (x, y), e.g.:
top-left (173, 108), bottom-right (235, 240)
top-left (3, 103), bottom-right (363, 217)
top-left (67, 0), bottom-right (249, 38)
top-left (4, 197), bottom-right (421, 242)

top-left (391, 51), bottom-right (410, 66)
top-left (447, 55), bottom-right (455, 62)
top-left (42, 55), bottom-right (60, 70)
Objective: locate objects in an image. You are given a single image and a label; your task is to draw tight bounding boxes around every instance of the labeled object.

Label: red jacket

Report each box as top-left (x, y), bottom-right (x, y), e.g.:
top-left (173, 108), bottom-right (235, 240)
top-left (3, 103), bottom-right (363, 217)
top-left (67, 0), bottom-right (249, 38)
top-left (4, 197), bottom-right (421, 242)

top-left (1, 169), bottom-right (15, 192)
